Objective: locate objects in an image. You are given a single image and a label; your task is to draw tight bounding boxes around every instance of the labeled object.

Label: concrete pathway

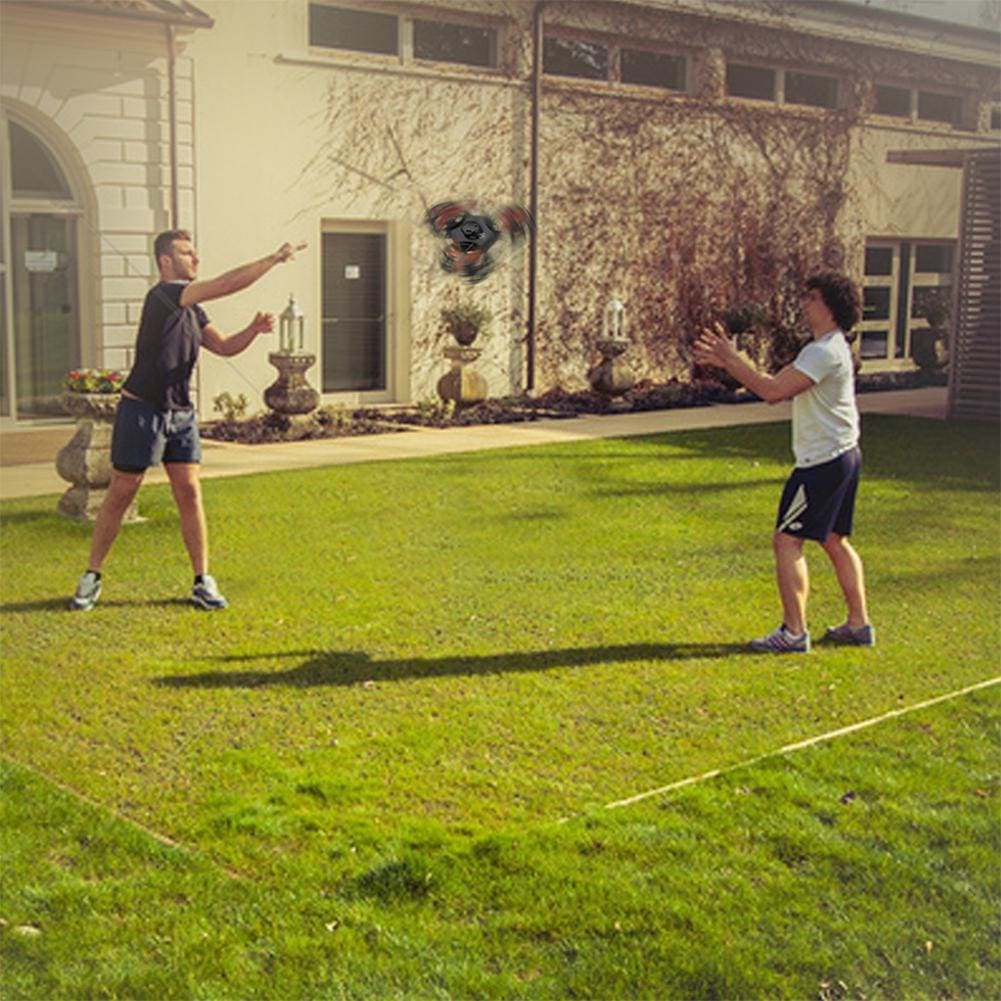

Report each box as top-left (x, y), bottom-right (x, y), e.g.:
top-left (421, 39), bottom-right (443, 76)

top-left (0, 387), bottom-right (948, 501)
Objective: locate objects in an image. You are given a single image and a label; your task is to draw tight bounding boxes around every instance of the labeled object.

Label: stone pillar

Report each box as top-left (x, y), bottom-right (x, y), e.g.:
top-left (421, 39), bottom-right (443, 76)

top-left (264, 352), bottom-right (321, 415)
top-left (56, 393), bottom-right (139, 523)
top-left (437, 345), bottom-right (488, 407)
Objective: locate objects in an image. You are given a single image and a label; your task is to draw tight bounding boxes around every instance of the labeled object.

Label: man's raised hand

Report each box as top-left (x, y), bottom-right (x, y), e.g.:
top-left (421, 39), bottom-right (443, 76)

top-left (693, 321), bottom-right (736, 369)
top-left (275, 241), bottom-right (307, 263)
top-left (250, 311), bottom-right (276, 335)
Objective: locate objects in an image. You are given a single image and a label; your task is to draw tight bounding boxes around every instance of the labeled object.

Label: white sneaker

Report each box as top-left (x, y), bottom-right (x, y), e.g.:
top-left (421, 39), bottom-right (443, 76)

top-left (69, 571), bottom-right (102, 611)
top-left (750, 623), bottom-right (810, 653)
top-left (190, 574), bottom-right (228, 610)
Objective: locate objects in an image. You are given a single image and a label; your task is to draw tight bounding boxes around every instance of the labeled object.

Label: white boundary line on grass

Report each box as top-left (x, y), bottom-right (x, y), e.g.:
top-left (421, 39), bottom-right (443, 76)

top-left (0, 753), bottom-right (245, 881)
top-left (602, 675), bottom-right (1001, 812)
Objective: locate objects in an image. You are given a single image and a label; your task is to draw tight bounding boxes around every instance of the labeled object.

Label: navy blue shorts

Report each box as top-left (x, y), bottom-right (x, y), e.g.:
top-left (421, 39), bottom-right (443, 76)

top-left (775, 446), bottom-right (861, 542)
top-left (111, 396), bottom-right (201, 473)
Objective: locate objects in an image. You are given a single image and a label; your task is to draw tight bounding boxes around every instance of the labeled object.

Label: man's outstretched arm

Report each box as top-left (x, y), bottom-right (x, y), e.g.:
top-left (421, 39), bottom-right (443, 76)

top-left (200, 312), bottom-right (275, 358)
top-left (180, 241), bottom-right (306, 307)
top-left (693, 322), bottom-right (813, 404)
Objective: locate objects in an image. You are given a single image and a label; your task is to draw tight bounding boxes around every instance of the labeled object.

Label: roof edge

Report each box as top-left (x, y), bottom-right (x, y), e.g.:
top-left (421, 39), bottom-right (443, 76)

top-left (5, 0), bottom-right (214, 29)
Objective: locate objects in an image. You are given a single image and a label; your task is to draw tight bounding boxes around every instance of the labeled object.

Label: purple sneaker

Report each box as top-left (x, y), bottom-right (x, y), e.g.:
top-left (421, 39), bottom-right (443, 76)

top-left (825, 622), bottom-right (875, 647)
top-left (749, 624), bottom-right (811, 654)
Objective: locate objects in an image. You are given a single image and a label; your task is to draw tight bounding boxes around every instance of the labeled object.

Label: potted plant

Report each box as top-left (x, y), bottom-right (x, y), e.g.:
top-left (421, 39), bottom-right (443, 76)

top-left (441, 301), bottom-right (492, 347)
top-left (62, 367), bottom-right (125, 421)
top-left (57, 368), bottom-right (135, 522)
top-left (910, 290), bottom-right (949, 374)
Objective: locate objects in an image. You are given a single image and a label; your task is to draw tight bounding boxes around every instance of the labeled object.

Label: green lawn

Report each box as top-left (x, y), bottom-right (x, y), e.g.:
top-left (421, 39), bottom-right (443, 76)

top-left (1, 415), bottom-right (998, 998)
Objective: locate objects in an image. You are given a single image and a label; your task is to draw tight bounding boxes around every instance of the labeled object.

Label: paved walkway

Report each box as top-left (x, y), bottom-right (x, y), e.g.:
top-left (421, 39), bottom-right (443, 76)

top-left (0, 387), bottom-right (947, 501)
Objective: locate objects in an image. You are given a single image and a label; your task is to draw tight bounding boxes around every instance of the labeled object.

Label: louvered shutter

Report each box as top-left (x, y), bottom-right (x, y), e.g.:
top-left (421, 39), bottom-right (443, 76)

top-left (949, 151), bottom-right (1001, 421)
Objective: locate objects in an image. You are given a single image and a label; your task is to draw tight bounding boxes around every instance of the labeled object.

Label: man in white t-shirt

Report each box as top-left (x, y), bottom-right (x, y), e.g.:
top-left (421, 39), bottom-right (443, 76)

top-left (694, 272), bottom-right (874, 653)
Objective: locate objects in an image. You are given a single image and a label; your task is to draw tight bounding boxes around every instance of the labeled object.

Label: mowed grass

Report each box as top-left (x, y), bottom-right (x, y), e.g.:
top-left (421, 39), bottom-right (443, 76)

top-left (1, 414), bottom-right (998, 998)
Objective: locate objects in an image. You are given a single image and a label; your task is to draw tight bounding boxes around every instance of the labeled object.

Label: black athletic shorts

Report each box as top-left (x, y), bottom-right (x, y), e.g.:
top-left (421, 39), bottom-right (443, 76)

top-left (775, 445), bottom-right (861, 542)
top-left (111, 395), bottom-right (201, 473)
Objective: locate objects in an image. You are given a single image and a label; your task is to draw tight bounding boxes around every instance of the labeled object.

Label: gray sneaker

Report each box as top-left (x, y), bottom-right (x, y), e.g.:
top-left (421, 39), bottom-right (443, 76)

top-left (825, 622), bottom-right (875, 647)
top-left (750, 624), bottom-right (811, 653)
top-left (191, 573), bottom-right (228, 610)
top-left (69, 571), bottom-right (102, 611)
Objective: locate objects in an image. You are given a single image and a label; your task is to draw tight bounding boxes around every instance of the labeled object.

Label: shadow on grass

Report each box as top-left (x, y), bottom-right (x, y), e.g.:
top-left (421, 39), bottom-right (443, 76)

top-left (152, 641), bottom-right (752, 689)
top-left (0, 597), bottom-right (192, 614)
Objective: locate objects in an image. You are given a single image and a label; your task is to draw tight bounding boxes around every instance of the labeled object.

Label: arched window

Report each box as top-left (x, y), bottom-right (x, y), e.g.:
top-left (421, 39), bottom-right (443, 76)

top-left (1, 113), bottom-right (83, 420)
top-left (10, 121), bottom-right (73, 200)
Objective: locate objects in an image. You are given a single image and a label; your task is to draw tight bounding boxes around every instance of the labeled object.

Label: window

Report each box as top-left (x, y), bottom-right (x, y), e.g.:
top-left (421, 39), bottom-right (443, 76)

top-left (4, 115), bottom-right (83, 420)
top-left (309, 4), bottom-right (398, 55)
top-left (785, 71), bottom-right (838, 109)
top-left (621, 48), bottom-right (685, 91)
top-left (860, 240), bottom-right (954, 364)
top-left (914, 244), bottom-right (953, 274)
top-left (543, 37), bottom-right (608, 80)
top-left (864, 245), bottom-right (893, 276)
top-left (918, 90), bottom-right (962, 126)
top-left (726, 63), bottom-right (776, 101)
top-left (875, 84), bottom-right (910, 117)
top-left (990, 106), bottom-right (1001, 131)
top-left (414, 19), bottom-right (496, 68)
top-left (726, 64), bottom-right (840, 108)
top-left (542, 34), bottom-right (687, 92)
top-left (10, 121), bottom-right (72, 199)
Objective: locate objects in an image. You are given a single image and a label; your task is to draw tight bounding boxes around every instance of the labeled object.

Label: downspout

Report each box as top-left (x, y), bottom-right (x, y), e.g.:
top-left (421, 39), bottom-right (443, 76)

top-left (526, 0), bottom-right (545, 393)
top-left (166, 23), bottom-right (180, 228)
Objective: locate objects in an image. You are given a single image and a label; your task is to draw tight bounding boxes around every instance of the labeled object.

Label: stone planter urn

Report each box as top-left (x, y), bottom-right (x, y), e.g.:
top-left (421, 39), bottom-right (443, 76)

top-left (264, 352), bottom-right (321, 415)
top-left (56, 392), bottom-right (138, 522)
top-left (587, 337), bottom-right (635, 398)
top-left (437, 345), bottom-right (488, 407)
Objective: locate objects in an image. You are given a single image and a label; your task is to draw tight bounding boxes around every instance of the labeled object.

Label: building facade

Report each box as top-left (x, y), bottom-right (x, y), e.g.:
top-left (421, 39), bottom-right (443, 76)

top-left (1, 0), bottom-right (998, 424)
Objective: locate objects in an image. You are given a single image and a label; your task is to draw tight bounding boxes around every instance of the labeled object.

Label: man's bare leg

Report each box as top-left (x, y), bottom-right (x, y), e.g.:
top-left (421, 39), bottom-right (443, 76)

top-left (773, 530), bottom-right (809, 636)
top-left (165, 462), bottom-right (207, 576)
top-left (820, 532), bottom-right (869, 628)
top-left (87, 469), bottom-right (145, 570)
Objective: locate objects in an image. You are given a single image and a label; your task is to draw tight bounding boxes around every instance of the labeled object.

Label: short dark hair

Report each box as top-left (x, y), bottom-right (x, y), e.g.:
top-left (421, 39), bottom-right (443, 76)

top-left (153, 229), bottom-right (191, 263)
top-left (805, 271), bottom-right (862, 333)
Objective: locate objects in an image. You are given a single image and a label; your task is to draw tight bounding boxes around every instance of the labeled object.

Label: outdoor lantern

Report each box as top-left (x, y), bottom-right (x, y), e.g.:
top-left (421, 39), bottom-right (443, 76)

top-left (602, 297), bottom-right (626, 340)
top-left (279, 293), bottom-right (305, 353)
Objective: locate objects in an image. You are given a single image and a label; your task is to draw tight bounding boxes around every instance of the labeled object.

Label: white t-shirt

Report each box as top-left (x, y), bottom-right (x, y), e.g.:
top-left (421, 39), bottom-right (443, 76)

top-left (790, 329), bottom-right (859, 468)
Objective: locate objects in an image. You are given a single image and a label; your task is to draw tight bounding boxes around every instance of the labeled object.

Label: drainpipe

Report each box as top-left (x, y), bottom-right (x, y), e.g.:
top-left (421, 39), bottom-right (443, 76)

top-left (166, 24), bottom-right (180, 228)
top-left (526, 0), bottom-right (545, 393)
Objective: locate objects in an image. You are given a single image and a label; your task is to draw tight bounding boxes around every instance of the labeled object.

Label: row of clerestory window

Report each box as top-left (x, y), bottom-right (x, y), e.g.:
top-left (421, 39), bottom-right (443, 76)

top-left (307, 4), bottom-right (983, 129)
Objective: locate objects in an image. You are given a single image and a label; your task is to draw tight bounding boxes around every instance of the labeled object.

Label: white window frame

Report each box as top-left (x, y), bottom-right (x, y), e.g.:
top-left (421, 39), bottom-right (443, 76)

top-left (872, 80), bottom-right (970, 130)
top-left (308, 2), bottom-right (505, 75)
top-left (860, 239), bottom-right (955, 369)
top-left (542, 29), bottom-right (690, 95)
top-left (724, 60), bottom-right (841, 110)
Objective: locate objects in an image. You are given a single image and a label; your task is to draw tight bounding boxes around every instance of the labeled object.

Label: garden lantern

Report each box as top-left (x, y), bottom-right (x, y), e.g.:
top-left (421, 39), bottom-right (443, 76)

top-left (589, 296), bottom-right (634, 400)
top-left (602, 297), bottom-right (626, 340)
top-left (279, 293), bottom-right (305, 353)
top-left (266, 293), bottom-right (319, 415)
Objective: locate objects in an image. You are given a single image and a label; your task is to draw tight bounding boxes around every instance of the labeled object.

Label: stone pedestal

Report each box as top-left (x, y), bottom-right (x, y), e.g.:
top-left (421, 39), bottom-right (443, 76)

top-left (56, 393), bottom-right (139, 523)
top-left (588, 337), bottom-right (635, 398)
top-left (437, 345), bottom-right (488, 407)
top-left (264, 352), bottom-right (321, 415)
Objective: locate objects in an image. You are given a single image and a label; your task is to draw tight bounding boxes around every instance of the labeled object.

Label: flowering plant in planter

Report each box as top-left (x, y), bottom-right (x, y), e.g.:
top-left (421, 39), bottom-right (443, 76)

top-left (64, 368), bottom-right (125, 394)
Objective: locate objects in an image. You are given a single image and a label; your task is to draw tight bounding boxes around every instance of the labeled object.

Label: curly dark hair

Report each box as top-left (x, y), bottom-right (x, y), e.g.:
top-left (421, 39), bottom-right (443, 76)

top-left (805, 271), bottom-right (863, 336)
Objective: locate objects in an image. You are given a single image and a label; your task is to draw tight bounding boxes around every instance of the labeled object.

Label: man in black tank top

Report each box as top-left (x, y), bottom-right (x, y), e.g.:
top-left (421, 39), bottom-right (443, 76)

top-left (69, 229), bottom-right (305, 612)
